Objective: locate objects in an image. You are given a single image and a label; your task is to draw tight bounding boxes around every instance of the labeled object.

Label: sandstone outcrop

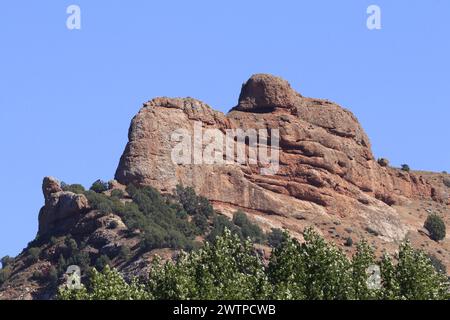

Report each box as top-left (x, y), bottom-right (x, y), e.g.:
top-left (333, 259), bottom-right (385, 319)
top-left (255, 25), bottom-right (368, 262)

top-left (38, 177), bottom-right (90, 236)
top-left (2, 74), bottom-right (449, 301)
top-left (115, 74), bottom-right (446, 242)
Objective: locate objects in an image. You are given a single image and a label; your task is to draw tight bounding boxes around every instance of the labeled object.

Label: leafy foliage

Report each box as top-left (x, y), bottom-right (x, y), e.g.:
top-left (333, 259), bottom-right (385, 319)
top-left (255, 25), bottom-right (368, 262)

top-left (61, 183), bottom-right (86, 194)
top-left (424, 214), bottom-right (446, 241)
top-left (377, 158), bottom-right (389, 167)
top-left (401, 164), bottom-right (411, 172)
top-left (394, 241), bottom-right (448, 299)
top-left (267, 228), bottom-right (286, 249)
top-left (58, 266), bottom-right (151, 300)
top-left (232, 211), bottom-right (266, 244)
top-left (427, 254), bottom-right (447, 275)
top-left (351, 240), bottom-right (377, 299)
top-left (0, 268), bottom-right (12, 286)
top-left (27, 247), bottom-right (42, 264)
top-left (207, 214), bottom-right (240, 243)
top-left (175, 185), bottom-right (214, 218)
top-left (59, 228), bottom-right (449, 300)
top-left (95, 255), bottom-right (112, 271)
top-left (90, 180), bottom-right (109, 193)
top-left (148, 229), bottom-right (270, 300)
top-left (1, 256), bottom-right (14, 269)
top-left (110, 189), bottom-right (125, 199)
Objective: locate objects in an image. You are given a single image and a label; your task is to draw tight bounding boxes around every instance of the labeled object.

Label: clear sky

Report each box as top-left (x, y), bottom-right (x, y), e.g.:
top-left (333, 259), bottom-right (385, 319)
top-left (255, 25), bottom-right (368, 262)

top-left (0, 0), bottom-right (449, 259)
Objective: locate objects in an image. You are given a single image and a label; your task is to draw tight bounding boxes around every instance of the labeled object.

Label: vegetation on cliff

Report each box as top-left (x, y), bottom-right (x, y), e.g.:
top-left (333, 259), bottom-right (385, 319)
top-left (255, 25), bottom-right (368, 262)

top-left (58, 228), bottom-right (449, 300)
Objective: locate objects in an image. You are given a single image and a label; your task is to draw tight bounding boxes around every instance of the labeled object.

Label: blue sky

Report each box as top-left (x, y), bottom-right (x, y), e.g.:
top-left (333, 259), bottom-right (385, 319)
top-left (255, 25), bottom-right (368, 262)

top-left (0, 0), bottom-right (449, 258)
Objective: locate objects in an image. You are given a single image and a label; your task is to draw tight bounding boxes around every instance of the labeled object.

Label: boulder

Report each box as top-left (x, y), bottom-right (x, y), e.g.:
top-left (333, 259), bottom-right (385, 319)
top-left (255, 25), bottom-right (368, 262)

top-left (38, 177), bottom-right (89, 236)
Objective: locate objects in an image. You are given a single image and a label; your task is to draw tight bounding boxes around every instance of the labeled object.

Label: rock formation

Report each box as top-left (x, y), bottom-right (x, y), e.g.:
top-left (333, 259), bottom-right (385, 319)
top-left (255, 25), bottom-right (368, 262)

top-left (38, 177), bottom-right (90, 236)
top-left (115, 74), bottom-right (448, 242)
top-left (2, 74), bottom-right (449, 300)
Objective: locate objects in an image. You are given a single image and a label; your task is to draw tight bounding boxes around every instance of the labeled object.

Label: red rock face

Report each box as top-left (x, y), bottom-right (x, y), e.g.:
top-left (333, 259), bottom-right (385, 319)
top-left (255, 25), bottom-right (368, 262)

top-left (38, 177), bottom-right (90, 236)
top-left (115, 74), bottom-right (446, 242)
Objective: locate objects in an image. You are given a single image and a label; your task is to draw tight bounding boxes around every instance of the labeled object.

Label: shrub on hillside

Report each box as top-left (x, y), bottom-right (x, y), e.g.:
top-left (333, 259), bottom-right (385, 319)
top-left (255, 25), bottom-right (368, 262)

top-left (193, 214), bottom-right (209, 234)
top-left (59, 228), bottom-right (450, 300)
top-left (110, 189), bottom-right (125, 199)
top-left (84, 191), bottom-right (123, 214)
top-left (0, 267), bottom-right (12, 286)
top-left (443, 178), bottom-right (450, 188)
top-left (58, 266), bottom-right (151, 300)
top-left (207, 215), bottom-right (240, 243)
top-left (67, 251), bottom-right (91, 271)
top-left (64, 237), bottom-right (79, 255)
top-left (344, 237), bottom-right (353, 247)
top-left (119, 246), bottom-right (131, 260)
top-left (268, 228), bottom-right (286, 248)
top-left (61, 183), bottom-right (86, 194)
top-left (27, 247), bottom-right (42, 264)
top-left (175, 185), bottom-right (214, 218)
top-left (377, 158), bottom-right (389, 167)
top-left (232, 211), bottom-right (266, 244)
top-left (124, 185), bottom-right (196, 251)
top-left (427, 254), bottom-right (447, 275)
top-left (90, 180), bottom-right (109, 193)
top-left (95, 255), bottom-right (111, 271)
top-left (424, 214), bottom-right (446, 241)
top-left (1, 256), bottom-right (14, 269)
top-left (401, 164), bottom-right (411, 172)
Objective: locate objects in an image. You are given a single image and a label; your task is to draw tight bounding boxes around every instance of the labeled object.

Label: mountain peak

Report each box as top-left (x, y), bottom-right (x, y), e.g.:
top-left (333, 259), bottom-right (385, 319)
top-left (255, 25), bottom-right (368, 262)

top-left (233, 73), bottom-right (303, 112)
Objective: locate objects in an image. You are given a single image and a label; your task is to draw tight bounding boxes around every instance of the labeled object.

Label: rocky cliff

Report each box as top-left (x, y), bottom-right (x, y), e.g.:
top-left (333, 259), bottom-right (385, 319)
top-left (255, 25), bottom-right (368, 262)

top-left (1, 74), bottom-right (449, 300)
top-left (115, 74), bottom-right (448, 242)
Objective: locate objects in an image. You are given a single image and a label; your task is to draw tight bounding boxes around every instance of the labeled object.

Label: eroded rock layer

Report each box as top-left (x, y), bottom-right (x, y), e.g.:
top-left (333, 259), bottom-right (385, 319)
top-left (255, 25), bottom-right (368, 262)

top-left (115, 74), bottom-right (449, 242)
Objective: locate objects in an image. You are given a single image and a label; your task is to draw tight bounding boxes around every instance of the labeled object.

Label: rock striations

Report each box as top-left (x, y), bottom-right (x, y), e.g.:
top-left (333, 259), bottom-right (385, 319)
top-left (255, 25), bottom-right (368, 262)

top-left (2, 74), bottom-right (449, 300)
top-left (115, 74), bottom-right (447, 242)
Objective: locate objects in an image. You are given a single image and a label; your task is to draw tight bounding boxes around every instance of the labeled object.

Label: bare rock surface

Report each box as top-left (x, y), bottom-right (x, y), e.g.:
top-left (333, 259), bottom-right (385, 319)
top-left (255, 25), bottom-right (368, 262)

top-left (2, 74), bottom-right (449, 300)
top-left (38, 177), bottom-right (90, 236)
top-left (116, 74), bottom-right (446, 243)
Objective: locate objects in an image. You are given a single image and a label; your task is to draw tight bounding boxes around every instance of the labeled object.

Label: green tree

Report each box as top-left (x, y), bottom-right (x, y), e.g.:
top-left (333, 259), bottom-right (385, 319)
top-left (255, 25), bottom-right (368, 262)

top-left (65, 237), bottom-right (79, 255)
top-left (90, 180), bottom-right (109, 193)
top-left (61, 183), bottom-right (85, 194)
top-left (268, 232), bottom-right (305, 299)
top-left (269, 228), bottom-right (353, 300)
top-left (395, 241), bottom-right (448, 299)
top-left (351, 240), bottom-right (377, 299)
top-left (95, 255), bottom-right (111, 271)
top-left (267, 228), bottom-right (286, 249)
top-left (175, 185), bottom-right (214, 218)
top-left (58, 266), bottom-right (151, 300)
top-left (58, 227), bottom-right (449, 301)
top-left (48, 266), bottom-right (59, 288)
top-left (110, 189), bottom-right (125, 199)
top-left (401, 164), bottom-right (411, 172)
top-left (119, 246), bottom-right (131, 260)
top-left (27, 247), bottom-right (42, 264)
top-left (232, 211), bottom-right (266, 244)
top-left (424, 214), bottom-right (446, 241)
top-left (379, 253), bottom-right (400, 300)
top-left (0, 267), bottom-right (12, 286)
top-left (1, 256), bottom-right (14, 269)
top-left (300, 228), bottom-right (353, 300)
top-left (149, 229), bottom-right (270, 300)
